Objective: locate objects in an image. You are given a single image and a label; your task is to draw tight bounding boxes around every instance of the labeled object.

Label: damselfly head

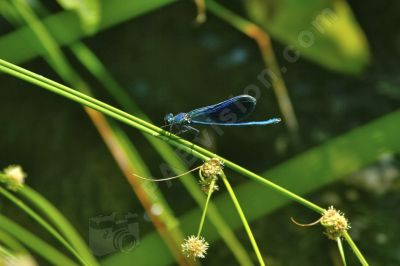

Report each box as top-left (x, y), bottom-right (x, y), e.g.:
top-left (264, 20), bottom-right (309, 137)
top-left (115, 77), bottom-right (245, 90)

top-left (164, 113), bottom-right (174, 124)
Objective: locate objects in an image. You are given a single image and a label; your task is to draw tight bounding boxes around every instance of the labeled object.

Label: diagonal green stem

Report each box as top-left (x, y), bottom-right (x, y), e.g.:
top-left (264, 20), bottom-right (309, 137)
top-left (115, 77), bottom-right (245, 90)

top-left (337, 237), bottom-right (347, 266)
top-left (0, 214), bottom-right (77, 266)
top-left (0, 186), bottom-right (87, 265)
top-left (11, 0), bottom-right (79, 84)
top-left (0, 229), bottom-right (27, 254)
top-left (221, 173), bottom-right (265, 266)
top-left (343, 232), bottom-right (368, 266)
top-left (0, 245), bottom-right (17, 264)
top-left (196, 179), bottom-right (216, 237)
top-left (19, 186), bottom-right (97, 266)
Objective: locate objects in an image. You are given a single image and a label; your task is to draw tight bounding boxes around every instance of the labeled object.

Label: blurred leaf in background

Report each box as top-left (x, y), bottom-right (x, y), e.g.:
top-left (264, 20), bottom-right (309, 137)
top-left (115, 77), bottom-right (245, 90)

top-left (56, 0), bottom-right (100, 34)
top-left (245, 0), bottom-right (370, 74)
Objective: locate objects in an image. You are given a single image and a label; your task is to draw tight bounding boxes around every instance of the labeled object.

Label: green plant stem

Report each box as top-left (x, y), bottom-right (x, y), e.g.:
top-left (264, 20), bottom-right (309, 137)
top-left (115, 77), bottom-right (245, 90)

top-left (337, 237), bottom-right (347, 266)
top-left (221, 173), bottom-right (265, 266)
top-left (0, 186), bottom-right (87, 265)
top-left (196, 179), bottom-right (215, 237)
top-left (0, 214), bottom-right (77, 266)
top-left (19, 186), bottom-right (98, 266)
top-left (11, 0), bottom-right (79, 84)
top-left (0, 245), bottom-right (15, 263)
top-left (0, 229), bottom-right (27, 254)
top-left (343, 232), bottom-right (368, 266)
top-left (194, 0), bottom-right (206, 23)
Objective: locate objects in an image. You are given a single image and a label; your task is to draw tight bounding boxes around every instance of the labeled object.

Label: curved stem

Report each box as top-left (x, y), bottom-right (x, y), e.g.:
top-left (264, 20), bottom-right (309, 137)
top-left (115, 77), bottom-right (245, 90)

top-left (290, 216), bottom-right (322, 227)
top-left (134, 166), bottom-right (201, 182)
top-left (0, 186), bottom-right (87, 265)
top-left (0, 214), bottom-right (77, 266)
top-left (0, 229), bottom-right (27, 254)
top-left (19, 186), bottom-right (98, 265)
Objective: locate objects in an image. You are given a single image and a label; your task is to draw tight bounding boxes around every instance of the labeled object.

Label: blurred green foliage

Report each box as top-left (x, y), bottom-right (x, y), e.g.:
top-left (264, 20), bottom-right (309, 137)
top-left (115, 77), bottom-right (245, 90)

top-left (245, 0), bottom-right (370, 73)
top-left (56, 0), bottom-right (100, 34)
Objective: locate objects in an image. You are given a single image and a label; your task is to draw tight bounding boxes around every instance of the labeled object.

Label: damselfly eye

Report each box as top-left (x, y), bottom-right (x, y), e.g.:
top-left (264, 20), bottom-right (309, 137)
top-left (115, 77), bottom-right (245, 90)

top-left (164, 113), bottom-right (174, 123)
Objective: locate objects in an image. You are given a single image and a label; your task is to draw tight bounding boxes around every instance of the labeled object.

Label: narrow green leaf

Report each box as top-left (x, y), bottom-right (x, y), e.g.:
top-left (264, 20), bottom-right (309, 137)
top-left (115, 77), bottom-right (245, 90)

top-left (0, 229), bottom-right (28, 254)
top-left (0, 0), bottom-right (23, 25)
top-left (19, 187), bottom-right (99, 266)
top-left (0, 186), bottom-right (88, 265)
top-left (0, 214), bottom-right (78, 266)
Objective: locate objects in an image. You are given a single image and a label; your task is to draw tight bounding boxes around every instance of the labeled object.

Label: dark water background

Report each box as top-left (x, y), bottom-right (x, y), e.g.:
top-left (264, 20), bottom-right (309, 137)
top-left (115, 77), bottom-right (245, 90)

top-left (0, 0), bottom-right (399, 265)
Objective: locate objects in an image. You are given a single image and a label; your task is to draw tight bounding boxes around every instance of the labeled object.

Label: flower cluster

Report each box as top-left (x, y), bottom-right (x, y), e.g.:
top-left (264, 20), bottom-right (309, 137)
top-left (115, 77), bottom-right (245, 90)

top-left (200, 158), bottom-right (223, 179)
top-left (321, 206), bottom-right (351, 240)
top-left (181, 235), bottom-right (209, 260)
top-left (199, 179), bottom-right (219, 194)
top-left (199, 158), bottom-right (223, 194)
top-left (0, 165), bottom-right (27, 191)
